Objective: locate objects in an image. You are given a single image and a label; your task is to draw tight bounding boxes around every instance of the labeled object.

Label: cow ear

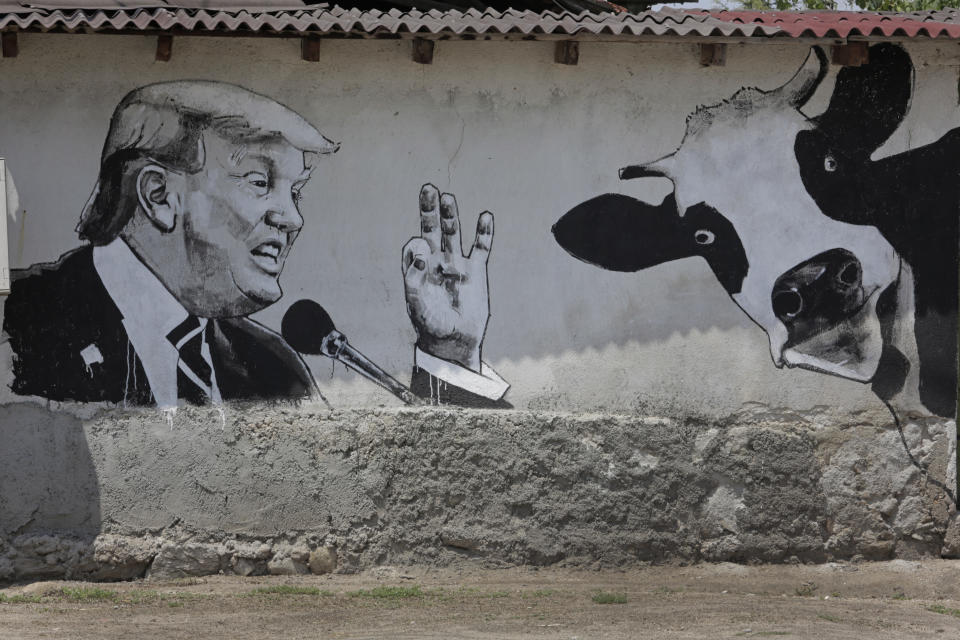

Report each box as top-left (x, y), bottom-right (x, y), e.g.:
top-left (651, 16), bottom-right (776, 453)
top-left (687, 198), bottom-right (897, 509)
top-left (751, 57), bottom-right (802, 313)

top-left (552, 193), bottom-right (693, 272)
top-left (814, 43), bottom-right (913, 155)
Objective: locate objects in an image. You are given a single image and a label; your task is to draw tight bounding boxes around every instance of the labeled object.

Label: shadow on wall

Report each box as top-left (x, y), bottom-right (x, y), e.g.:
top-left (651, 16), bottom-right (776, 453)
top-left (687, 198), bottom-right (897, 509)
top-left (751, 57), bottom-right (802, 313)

top-left (0, 403), bottom-right (103, 580)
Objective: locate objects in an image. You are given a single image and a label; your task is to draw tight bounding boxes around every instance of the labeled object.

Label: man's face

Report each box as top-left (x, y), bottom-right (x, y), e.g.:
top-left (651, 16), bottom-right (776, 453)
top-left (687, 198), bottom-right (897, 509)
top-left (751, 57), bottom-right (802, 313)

top-left (177, 132), bottom-right (311, 317)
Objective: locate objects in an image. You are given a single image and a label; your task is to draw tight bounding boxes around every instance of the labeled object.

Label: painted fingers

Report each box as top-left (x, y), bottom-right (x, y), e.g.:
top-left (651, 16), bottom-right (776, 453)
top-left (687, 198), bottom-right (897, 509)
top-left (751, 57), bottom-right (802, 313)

top-left (402, 237), bottom-right (430, 290)
top-left (416, 183), bottom-right (493, 264)
top-left (418, 184), bottom-right (444, 254)
top-left (470, 211), bottom-right (494, 263)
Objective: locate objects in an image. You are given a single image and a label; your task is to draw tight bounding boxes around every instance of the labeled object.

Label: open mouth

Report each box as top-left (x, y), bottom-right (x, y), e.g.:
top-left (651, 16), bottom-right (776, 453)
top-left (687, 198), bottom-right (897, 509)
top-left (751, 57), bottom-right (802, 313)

top-left (250, 240), bottom-right (285, 273)
top-left (779, 286), bottom-right (883, 381)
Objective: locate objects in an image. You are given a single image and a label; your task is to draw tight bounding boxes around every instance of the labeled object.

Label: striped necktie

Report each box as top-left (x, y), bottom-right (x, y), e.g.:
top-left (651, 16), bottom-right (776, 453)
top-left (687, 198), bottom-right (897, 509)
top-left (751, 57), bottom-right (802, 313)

top-left (166, 315), bottom-right (214, 405)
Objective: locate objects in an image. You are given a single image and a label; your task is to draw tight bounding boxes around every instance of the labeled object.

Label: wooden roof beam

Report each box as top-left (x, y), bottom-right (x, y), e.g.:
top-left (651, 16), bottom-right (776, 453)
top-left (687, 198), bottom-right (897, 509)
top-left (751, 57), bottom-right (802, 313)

top-left (1, 32), bottom-right (18, 58)
top-left (156, 34), bottom-right (172, 62)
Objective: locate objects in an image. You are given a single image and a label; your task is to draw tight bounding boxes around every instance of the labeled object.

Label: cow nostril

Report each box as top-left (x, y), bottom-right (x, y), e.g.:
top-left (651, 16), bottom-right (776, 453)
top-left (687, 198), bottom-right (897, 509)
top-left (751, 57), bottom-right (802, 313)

top-left (837, 261), bottom-right (860, 287)
top-left (773, 289), bottom-right (803, 320)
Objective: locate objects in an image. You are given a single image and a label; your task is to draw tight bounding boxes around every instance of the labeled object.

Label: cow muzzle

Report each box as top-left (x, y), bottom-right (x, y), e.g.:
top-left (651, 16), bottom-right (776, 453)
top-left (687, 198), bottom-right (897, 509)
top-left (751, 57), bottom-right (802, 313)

top-left (772, 248), bottom-right (864, 327)
top-left (771, 248), bottom-right (884, 380)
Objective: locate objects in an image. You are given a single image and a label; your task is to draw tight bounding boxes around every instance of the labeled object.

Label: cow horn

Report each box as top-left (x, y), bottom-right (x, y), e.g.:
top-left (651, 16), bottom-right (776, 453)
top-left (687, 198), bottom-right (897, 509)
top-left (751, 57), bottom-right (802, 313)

top-left (620, 152), bottom-right (676, 181)
top-left (773, 46), bottom-right (828, 108)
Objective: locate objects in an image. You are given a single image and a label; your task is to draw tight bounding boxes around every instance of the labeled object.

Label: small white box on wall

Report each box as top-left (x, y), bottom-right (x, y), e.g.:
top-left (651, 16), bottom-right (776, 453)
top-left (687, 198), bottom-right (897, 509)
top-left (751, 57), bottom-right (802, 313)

top-left (0, 158), bottom-right (8, 295)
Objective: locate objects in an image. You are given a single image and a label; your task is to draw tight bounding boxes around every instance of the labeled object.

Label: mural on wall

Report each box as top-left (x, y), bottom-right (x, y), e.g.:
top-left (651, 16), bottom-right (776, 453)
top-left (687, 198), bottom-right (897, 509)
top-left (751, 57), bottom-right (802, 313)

top-left (1, 81), bottom-right (510, 409)
top-left (554, 44), bottom-right (959, 431)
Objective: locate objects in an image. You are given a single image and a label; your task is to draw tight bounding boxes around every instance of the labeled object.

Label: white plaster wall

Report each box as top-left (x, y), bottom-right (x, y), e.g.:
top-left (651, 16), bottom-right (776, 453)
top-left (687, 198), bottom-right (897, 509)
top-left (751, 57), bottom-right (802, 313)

top-left (1, 34), bottom-right (957, 415)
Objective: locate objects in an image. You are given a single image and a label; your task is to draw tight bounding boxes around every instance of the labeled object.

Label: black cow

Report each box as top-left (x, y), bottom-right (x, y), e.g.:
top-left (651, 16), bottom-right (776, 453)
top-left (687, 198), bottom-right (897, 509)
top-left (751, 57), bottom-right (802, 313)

top-left (554, 44), bottom-right (959, 422)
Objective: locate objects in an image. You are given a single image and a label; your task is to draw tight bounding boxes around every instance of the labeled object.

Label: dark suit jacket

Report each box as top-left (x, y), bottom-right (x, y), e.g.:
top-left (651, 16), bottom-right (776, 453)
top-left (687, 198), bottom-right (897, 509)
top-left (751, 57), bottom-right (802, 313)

top-left (4, 246), bottom-right (511, 408)
top-left (3, 246), bottom-right (316, 405)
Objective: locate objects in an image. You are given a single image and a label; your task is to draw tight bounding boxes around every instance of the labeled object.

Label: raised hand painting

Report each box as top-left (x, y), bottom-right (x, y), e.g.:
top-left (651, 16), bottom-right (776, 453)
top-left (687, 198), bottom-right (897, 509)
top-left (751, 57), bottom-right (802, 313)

top-left (403, 185), bottom-right (509, 408)
top-left (1, 81), bottom-right (509, 409)
top-left (553, 44), bottom-right (958, 497)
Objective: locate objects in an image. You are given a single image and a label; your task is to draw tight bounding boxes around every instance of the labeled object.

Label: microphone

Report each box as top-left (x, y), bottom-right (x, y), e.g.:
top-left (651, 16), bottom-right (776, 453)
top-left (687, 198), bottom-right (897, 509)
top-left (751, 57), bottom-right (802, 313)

top-left (281, 299), bottom-right (424, 406)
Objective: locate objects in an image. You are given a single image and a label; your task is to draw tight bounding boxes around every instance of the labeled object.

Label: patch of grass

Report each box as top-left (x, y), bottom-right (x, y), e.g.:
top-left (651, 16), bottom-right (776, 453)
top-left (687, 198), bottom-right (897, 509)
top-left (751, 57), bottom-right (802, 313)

top-left (58, 587), bottom-right (117, 602)
top-left (0, 593), bottom-right (43, 604)
top-left (830, 592), bottom-right (842, 599)
top-left (455, 587), bottom-right (511, 599)
top-left (794, 582), bottom-right (818, 597)
top-left (891, 592), bottom-right (909, 601)
top-left (592, 591), bottom-right (627, 605)
top-left (347, 585), bottom-right (423, 600)
top-left (2, 586), bottom-right (122, 604)
top-left (927, 604), bottom-right (960, 618)
top-left (817, 613), bottom-right (843, 623)
top-left (118, 590), bottom-right (203, 606)
top-left (523, 589), bottom-right (557, 599)
top-left (244, 585), bottom-right (329, 597)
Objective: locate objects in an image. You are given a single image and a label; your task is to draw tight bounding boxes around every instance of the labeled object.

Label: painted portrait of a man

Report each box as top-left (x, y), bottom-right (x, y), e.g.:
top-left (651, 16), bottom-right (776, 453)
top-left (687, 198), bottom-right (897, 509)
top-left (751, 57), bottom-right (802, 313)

top-left (2, 81), bottom-right (509, 408)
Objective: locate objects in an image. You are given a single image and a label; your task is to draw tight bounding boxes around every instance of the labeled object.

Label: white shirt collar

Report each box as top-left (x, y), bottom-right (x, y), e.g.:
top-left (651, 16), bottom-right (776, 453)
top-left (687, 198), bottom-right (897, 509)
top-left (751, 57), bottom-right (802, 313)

top-left (92, 238), bottom-right (191, 407)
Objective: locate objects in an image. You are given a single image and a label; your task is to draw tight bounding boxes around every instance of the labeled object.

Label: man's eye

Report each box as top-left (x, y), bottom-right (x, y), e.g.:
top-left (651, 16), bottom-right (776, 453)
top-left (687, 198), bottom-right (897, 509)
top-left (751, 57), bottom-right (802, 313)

top-left (292, 189), bottom-right (303, 203)
top-left (238, 172), bottom-right (269, 193)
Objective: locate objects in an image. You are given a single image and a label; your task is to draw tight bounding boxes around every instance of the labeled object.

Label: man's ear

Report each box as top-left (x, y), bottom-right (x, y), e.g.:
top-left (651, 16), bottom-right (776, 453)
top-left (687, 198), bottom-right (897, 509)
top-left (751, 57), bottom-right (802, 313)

top-left (136, 164), bottom-right (183, 233)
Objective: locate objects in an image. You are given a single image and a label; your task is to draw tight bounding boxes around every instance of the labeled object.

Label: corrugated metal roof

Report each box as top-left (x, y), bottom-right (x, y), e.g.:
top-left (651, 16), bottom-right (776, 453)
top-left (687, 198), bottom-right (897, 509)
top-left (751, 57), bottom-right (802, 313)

top-left (1, 5), bottom-right (959, 40)
top-left (0, 5), bottom-right (780, 37)
top-left (2, 1), bottom-right (311, 6)
top-left (698, 9), bottom-right (960, 39)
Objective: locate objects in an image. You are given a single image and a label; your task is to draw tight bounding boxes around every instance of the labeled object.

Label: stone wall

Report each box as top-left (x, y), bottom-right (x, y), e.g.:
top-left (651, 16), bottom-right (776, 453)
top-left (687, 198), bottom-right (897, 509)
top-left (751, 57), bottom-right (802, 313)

top-left (1, 402), bottom-right (954, 580)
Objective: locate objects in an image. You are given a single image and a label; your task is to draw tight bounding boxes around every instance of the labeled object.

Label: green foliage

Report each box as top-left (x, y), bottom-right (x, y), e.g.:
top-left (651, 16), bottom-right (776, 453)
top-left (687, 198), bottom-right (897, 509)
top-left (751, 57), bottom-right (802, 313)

top-left (738, 0), bottom-right (835, 8)
top-left (856, 0), bottom-right (958, 9)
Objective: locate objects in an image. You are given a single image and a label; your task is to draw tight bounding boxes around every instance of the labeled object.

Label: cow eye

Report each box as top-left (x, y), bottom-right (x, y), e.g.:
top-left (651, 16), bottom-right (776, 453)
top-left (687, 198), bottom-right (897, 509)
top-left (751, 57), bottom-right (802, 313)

top-left (824, 154), bottom-right (838, 172)
top-left (694, 229), bottom-right (715, 245)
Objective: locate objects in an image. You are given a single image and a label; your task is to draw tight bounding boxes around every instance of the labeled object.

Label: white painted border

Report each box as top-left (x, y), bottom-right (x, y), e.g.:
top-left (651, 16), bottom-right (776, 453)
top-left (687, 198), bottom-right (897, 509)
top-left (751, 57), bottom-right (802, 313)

top-left (0, 158), bottom-right (8, 295)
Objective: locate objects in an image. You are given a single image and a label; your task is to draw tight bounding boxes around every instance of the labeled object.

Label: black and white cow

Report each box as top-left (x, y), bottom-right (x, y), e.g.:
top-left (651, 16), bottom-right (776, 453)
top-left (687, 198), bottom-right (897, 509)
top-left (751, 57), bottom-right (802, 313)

top-left (553, 44), bottom-right (959, 422)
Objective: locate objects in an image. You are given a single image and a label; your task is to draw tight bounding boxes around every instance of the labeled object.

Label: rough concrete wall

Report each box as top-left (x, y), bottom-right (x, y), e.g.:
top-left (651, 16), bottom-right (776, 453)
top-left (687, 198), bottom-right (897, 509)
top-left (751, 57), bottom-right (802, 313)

top-left (1, 35), bottom-right (957, 579)
top-left (0, 402), bottom-right (954, 580)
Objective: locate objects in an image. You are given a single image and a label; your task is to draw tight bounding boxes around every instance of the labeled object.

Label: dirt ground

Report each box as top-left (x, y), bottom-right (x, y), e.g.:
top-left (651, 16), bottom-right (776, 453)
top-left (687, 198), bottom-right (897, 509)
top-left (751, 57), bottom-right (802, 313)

top-left (3, 560), bottom-right (960, 639)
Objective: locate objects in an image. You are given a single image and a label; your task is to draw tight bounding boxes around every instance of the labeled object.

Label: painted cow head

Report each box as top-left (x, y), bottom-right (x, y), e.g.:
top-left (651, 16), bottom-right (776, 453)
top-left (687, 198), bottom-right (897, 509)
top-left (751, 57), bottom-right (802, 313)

top-left (555, 45), bottom-right (926, 401)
